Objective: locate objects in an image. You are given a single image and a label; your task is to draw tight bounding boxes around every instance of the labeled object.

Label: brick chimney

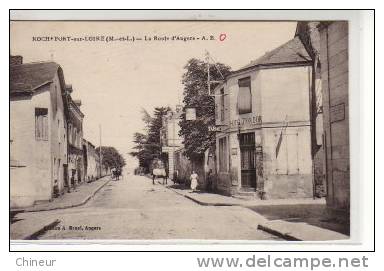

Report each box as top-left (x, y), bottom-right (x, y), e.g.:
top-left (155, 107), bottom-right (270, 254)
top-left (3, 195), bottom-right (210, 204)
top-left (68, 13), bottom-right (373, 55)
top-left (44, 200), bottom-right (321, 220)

top-left (10, 55), bottom-right (23, 66)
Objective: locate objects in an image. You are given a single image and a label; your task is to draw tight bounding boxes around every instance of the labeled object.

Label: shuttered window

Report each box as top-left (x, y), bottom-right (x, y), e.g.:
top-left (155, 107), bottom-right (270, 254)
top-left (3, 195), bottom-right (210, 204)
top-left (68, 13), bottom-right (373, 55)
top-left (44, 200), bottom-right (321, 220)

top-left (238, 77), bottom-right (252, 114)
top-left (219, 137), bottom-right (228, 172)
top-left (35, 108), bottom-right (48, 141)
top-left (220, 88), bottom-right (225, 121)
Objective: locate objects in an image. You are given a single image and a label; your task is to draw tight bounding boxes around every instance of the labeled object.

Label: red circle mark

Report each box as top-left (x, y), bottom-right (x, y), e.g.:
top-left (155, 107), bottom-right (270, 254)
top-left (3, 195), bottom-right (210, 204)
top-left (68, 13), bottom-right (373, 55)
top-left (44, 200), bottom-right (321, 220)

top-left (219, 33), bottom-right (227, 41)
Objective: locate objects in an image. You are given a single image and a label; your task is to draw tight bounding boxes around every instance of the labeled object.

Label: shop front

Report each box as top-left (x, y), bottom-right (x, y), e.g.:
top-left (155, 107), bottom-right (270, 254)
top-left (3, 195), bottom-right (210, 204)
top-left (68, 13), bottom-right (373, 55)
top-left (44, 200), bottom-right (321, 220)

top-left (214, 37), bottom-right (315, 199)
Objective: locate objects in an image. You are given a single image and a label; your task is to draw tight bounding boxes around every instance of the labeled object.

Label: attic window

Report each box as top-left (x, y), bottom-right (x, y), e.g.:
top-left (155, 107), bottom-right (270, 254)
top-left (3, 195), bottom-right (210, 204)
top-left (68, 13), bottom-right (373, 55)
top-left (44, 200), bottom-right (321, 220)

top-left (237, 77), bottom-right (252, 114)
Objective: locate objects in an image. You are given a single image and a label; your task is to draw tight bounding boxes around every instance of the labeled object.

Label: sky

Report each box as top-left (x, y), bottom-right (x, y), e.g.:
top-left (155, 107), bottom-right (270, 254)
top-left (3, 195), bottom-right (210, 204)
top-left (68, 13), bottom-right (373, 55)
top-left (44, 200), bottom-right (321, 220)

top-left (10, 21), bottom-right (297, 170)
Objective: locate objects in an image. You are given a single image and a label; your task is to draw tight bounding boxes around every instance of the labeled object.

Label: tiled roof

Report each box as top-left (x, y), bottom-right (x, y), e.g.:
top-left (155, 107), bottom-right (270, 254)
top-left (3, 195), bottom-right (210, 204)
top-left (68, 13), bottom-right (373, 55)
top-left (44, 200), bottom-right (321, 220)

top-left (238, 37), bottom-right (311, 71)
top-left (10, 61), bottom-right (60, 94)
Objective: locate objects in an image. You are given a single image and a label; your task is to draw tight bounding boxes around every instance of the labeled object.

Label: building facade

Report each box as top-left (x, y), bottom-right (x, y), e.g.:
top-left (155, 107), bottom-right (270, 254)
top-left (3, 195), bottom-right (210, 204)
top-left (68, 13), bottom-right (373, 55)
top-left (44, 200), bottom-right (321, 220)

top-left (318, 22), bottom-right (349, 212)
top-left (66, 93), bottom-right (85, 189)
top-left (82, 139), bottom-right (100, 182)
top-left (10, 58), bottom-right (68, 207)
top-left (295, 21), bottom-right (327, 198)
top-left (213, 37), bottom-right (315, 199)
top-left (161, 105), bottom-right (183, 180)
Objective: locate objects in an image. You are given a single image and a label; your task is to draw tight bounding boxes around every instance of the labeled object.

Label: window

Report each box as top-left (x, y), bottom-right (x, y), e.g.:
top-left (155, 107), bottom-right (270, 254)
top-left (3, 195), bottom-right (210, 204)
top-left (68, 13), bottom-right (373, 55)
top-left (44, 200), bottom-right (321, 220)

top-left (77, 131), bottom-right (81, 147)
top-left (237, 77), bottom-right (252, 114)
top-left (220, 88), bottom-right (225, 122)
top-left (68, 124), bottom-right (71, 144)
top-left (58, 119), bottom-right (61, 141)
top-left (73, 127), bottom-right (77, 146)
top-left (35, 108), bottom-right (48, 140)
top-left (218, 137), bottom-right (228, 172)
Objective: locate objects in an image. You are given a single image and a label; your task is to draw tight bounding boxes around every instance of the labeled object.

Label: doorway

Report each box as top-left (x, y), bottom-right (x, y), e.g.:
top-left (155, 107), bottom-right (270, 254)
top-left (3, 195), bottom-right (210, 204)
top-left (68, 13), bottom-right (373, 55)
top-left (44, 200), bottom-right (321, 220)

top-left (240, 132), bottom-right (256, 189)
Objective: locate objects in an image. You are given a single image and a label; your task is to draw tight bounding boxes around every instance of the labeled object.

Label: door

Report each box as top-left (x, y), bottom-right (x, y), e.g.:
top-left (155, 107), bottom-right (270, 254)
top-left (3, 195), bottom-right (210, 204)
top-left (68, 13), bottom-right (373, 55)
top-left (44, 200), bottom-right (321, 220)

top-left (240, 133), bottom-right (256, 188)
top-left (63, 164), bottom-right (68, 187)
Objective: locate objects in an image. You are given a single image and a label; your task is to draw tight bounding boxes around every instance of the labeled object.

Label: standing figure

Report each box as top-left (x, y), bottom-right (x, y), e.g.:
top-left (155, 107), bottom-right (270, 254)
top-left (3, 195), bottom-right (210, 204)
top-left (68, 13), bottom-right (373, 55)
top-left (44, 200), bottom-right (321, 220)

top-left (190, 170), bottom-right (198, 192)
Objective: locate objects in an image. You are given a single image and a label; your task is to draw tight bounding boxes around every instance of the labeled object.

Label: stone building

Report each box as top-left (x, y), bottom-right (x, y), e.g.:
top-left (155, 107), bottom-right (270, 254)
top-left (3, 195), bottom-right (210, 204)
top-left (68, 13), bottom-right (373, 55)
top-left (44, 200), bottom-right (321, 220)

top-left (161, 105), bottom-right (183, 180)
top-left (66, 91), bottom-right (85, 189)
top-left (213, 37), bottom-right (315, 199)
top-left (10, 57), bottom-right (69, 207)
top-left (295, 21), bottom-right (326, 197)
top-left (295, 21), bottom-right (350, 212)
top-left (82, 139), bottom-right (100, 182)
top-left (318, 21), bottom-right (349, 212)
top-left (166, 105), bottom-right (216, 189)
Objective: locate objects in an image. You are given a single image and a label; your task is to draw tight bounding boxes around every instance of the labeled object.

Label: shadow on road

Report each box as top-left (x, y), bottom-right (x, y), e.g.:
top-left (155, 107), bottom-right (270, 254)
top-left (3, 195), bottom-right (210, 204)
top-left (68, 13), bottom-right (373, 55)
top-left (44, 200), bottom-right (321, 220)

top-left (248, 204), bottom-right (350, 235)
top-left (168, 184), bottom-right (190, 190)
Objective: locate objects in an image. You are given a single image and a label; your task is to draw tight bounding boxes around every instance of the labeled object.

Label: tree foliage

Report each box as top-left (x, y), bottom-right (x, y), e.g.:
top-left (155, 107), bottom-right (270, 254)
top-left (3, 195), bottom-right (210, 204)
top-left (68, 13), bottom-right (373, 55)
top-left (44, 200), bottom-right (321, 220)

top-left (130, 107), bottom-right (170, 171)
top-left (179, 58), bottom-right (231, 160)
top-left (96, 146), bottom-right (126, 169)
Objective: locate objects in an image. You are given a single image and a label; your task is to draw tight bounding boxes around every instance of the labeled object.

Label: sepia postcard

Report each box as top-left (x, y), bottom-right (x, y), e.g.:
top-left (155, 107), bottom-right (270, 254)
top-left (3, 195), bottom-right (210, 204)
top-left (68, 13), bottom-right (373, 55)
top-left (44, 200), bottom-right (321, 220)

top-left (9, 11), bottom-right (355, 247)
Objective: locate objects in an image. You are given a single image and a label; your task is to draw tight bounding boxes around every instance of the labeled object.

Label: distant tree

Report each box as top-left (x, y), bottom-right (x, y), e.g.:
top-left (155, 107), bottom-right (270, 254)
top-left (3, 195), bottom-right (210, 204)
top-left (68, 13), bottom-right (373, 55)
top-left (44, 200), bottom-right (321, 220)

top-left (129, 132), bottom-right (149, 168)
top-left (130, 107), bottom-right (170, 172)
top-left (96, 146), bottom-right (126, 169)
top-left (179, 58), bottom-right (231, 160)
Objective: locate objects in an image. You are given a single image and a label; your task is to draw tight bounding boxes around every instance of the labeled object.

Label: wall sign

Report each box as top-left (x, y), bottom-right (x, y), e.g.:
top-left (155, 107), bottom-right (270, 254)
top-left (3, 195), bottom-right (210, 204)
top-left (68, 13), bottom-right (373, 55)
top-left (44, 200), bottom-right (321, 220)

top-left (185, 108), bottom-right (196, 121)
top-left (330, 103), bottom-right (345, 123)
top-left (229, 115), bottom-right (262, 128)
top-left (208, 125), bottom-right (224, 132)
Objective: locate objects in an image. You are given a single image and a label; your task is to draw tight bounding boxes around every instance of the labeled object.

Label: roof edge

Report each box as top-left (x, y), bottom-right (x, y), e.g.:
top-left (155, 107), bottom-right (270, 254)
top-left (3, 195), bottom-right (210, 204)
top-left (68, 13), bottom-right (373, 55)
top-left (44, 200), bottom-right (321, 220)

top-left (229, 60), bottom-right (312, 79)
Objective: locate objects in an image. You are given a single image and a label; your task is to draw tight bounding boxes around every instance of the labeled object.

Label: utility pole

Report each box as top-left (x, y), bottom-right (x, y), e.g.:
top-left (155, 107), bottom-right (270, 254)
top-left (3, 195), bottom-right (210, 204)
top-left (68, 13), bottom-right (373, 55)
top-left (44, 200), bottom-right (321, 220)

top-left (205, 50), bottom-right (210, 95)
top-left (205, 50), bottom-right (224, 96)
top-left (99, 124), bottom-right (102, 177)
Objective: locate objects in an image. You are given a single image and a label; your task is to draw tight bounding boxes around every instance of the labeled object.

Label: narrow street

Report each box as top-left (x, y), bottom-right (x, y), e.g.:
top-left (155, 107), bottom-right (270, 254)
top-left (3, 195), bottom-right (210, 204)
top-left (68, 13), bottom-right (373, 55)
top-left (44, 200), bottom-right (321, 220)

top-left (15, 172), bottom-right (280, 240)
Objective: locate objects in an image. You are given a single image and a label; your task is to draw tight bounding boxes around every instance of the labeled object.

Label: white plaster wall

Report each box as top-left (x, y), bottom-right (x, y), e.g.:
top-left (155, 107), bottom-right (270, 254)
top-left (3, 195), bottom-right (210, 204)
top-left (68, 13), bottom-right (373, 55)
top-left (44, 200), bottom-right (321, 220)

top-left (262, 126), bottom-right (312, 176)
top-left (260, 66), bottom-right (311, 123)
top-left (50, 74), bottom-right (68, 193)
top-left (10, 88), bottom-right (52, 207)
top-left (87, 154), bottom-right (98, 179)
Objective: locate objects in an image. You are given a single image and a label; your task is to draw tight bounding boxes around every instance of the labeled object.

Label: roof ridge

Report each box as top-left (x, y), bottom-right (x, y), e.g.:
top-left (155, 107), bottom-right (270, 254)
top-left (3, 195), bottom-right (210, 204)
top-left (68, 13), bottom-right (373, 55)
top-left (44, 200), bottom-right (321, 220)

top-left (10, 61), bottom-right (59, 68)
top-left (238, 36), bottom-right (310, 71)
top-left (10, 61), bottom-right (61, 94)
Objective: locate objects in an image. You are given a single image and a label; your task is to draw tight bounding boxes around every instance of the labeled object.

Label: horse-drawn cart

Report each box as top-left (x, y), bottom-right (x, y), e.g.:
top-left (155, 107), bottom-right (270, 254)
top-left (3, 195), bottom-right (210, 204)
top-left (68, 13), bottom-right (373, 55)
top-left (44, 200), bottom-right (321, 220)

top-left (151, 159), bottom-right (168, 184)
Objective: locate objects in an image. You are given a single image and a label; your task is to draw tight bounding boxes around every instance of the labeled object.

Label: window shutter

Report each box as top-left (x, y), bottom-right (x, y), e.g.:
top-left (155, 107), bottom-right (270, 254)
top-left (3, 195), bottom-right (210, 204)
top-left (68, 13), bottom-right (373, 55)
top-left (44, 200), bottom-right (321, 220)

top-left (43, 115), bottom-right (48, 140)
top-left (35, 108), bottom-right (48, 140)
top-left (238, 77), bottom-right (252, 114)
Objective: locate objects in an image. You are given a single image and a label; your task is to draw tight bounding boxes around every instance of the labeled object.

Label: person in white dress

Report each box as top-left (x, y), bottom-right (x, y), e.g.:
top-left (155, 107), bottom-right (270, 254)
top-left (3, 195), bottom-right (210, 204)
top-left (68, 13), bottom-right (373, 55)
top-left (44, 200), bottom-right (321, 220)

top-left (190, 171), bottom-right (198, 192)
